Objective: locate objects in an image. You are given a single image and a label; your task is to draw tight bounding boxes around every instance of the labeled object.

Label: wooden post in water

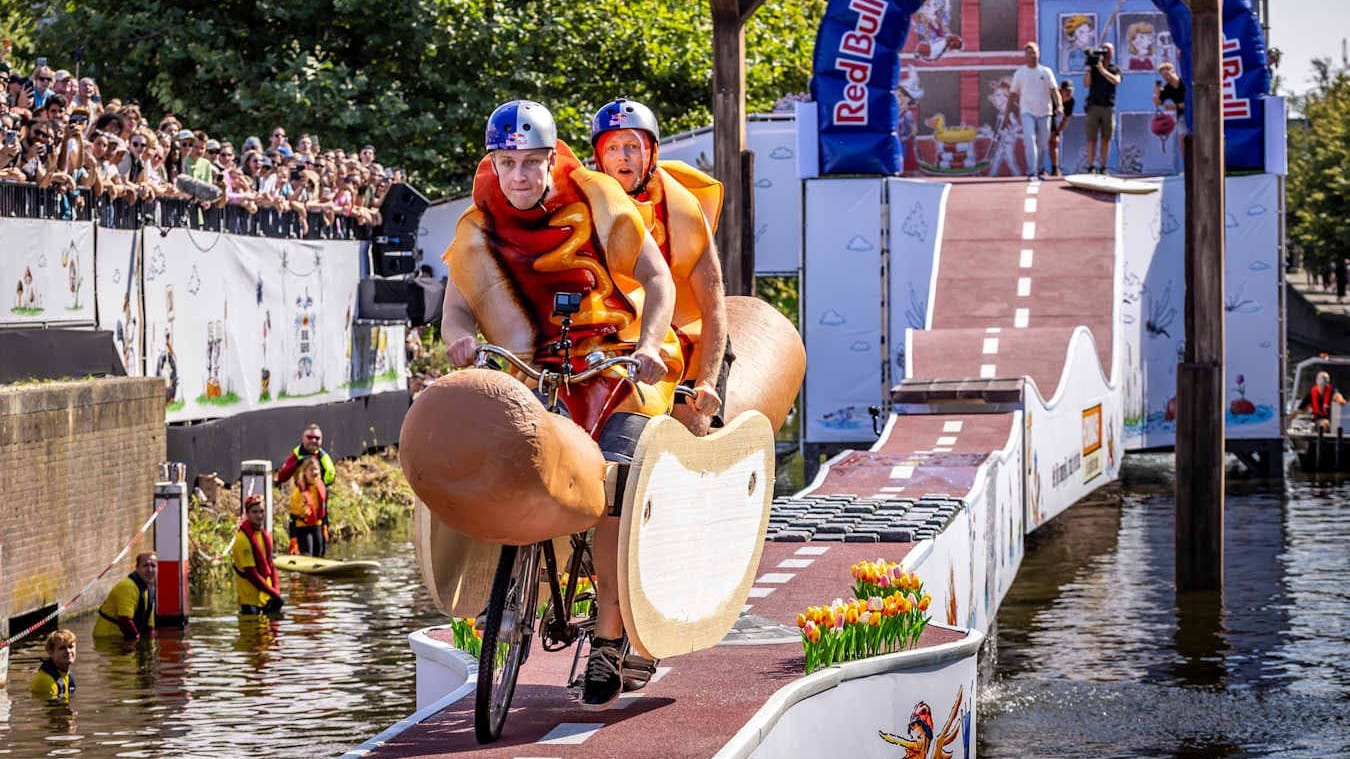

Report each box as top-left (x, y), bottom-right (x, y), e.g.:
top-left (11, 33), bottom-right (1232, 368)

top-left (1176, 0), bottom-right (1225, 592)
top-left (710, 0), bottom-right (765, 296)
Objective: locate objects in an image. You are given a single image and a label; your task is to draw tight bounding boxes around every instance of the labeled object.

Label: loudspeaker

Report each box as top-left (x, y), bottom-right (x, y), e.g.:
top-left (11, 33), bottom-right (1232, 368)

top-left (373, 183), bottom-right (431, 277)
top-left (374, 247), bottom-right (416, 277)
top-left (375, 183), bottom-right (430, 250)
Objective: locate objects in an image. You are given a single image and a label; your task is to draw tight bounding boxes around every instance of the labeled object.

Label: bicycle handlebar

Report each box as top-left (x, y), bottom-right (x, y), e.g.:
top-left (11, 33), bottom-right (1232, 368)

top-left (474, 343), bottom-right (640, 385)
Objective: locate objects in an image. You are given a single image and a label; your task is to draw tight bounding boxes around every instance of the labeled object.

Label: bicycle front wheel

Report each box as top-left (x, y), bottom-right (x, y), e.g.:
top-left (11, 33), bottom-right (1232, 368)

top-left (475, 542), bottom-right (541, 744)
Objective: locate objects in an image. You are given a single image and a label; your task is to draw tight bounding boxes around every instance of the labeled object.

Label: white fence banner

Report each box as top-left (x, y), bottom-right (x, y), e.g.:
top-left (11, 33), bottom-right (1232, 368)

top-left (94, 227), bottom-right (144, 375)
top-left (142, 229), bottom-right (372, 423)
top-left (2, 218), bottom-right (95, 326)
top-left (660, 115), bottom-right (803, 275)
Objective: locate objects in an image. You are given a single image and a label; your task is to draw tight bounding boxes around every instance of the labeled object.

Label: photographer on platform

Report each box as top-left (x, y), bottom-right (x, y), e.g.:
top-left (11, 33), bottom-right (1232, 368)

top-left (1082, 42), bottom-right (1121, 175)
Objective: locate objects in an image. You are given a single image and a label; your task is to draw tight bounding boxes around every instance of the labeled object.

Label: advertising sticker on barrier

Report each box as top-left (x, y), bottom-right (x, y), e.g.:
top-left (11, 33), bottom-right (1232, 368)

top-left (1, 218), bottom-right (95, 326)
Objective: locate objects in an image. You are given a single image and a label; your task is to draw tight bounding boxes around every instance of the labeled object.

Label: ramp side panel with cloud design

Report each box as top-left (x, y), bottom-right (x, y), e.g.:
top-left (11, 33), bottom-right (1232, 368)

top-left (803, 178), bottom-right (885, 444)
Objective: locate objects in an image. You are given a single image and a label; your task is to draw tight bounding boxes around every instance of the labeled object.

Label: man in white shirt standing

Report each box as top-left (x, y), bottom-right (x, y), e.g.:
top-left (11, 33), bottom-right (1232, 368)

top-left (1009, 41), bottom-right (1062, 180)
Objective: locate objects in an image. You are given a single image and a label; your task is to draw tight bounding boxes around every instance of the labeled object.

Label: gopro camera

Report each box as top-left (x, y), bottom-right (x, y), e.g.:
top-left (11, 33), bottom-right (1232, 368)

top-left (552, 291), bottom-right (582, 317)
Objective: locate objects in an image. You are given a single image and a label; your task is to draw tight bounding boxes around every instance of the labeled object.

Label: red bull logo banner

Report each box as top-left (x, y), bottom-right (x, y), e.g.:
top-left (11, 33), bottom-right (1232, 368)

top-left (1151, 0), bottom-right (1270, 171)
top-left (810, 0), bottom-right (926, 175)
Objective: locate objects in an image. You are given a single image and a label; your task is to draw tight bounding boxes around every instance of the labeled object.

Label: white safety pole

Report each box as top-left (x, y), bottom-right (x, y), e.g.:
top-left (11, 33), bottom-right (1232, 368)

top-left (154, 481), bottom-right (190, 626)
top-left (240, 460), bottom-right (275, 538)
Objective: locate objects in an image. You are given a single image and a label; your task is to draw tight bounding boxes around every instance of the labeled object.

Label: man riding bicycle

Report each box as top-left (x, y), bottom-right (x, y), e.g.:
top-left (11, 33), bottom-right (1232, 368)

top-left (590, 97), bottom-right (729, 437)
top-left (440, 99), bottom-right (679, 710)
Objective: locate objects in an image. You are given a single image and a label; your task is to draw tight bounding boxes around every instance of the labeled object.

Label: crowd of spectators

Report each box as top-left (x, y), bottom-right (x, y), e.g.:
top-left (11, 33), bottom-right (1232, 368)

top-left (1, 56), bottom-right (404, 233)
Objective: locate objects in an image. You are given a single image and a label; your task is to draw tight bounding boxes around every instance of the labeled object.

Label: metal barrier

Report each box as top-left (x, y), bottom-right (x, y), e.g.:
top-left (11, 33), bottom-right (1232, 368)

top-left (1, 180), bottom-right (370, 239)
top-left (0, 181), bottom-right (94, 222)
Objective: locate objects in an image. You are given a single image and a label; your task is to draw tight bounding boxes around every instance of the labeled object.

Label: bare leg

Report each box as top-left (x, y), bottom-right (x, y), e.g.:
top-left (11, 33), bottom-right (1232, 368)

top-left (1085, 138), bottom-right (1097, 170)
top-left (592, 515), bottom-right (624, 639)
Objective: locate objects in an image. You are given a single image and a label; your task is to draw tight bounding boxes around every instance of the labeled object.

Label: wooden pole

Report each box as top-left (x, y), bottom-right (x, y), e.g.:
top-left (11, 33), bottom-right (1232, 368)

top-left (710, 0), bottom-right (765, 297)
top-left (1176, 0), bottom-right (1225, 593)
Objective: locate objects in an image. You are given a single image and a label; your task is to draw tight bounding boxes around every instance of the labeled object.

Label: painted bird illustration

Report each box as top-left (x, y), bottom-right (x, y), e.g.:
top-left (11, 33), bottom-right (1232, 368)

top-left (879, 685), bottom-right (965, 759)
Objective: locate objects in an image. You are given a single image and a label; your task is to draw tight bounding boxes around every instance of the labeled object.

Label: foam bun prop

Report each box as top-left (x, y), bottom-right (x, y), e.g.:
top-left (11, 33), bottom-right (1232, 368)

top-left (174, 173), bottom-right (222, 203)
top-left (721, 295), bottom-right (806, 433)
top-left (400, 368), bottom-right (608, 545)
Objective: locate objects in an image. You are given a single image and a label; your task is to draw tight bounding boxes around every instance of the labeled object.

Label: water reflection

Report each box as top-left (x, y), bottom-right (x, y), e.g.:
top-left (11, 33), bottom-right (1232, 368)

top-left (0, 523), bottom-right (444, 758)
top-left (981, 460), bottom-right (1350, 758)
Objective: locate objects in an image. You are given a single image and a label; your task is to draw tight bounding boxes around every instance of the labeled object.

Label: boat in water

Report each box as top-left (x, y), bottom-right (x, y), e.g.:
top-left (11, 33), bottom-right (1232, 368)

top-left (1287, 355), bottom-right (1350, 472)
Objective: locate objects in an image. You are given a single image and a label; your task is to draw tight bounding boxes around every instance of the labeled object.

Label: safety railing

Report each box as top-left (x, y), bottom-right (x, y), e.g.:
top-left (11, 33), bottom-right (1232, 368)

top-left (1, 180), bottom-right (373, 240)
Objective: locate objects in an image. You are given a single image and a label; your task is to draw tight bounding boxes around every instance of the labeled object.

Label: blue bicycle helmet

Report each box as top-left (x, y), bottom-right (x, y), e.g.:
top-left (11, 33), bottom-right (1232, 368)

top-left (485, 100), bottom-right (557, 152)
top-left (590, 98), bottom-right (660, 193)
top-left (589, 97), bottom-right (660, 146)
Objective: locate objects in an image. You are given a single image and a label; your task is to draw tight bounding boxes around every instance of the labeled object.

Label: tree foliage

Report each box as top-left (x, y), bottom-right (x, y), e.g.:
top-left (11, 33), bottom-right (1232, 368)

top-left (1287, 58), bottom-right (1350, 272)
top-left (11, 0), bottom-right (823, 196)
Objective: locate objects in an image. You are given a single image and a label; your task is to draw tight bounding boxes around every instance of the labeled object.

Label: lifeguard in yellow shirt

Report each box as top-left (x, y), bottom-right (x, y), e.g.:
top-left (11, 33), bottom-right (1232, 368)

top-left (92, 552), bottom-right (157, 640)
top-left (29, 629), bottom-right (77, 702)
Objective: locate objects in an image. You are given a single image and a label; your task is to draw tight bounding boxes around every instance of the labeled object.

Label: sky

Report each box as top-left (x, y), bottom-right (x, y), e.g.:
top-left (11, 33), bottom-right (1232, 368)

top-left (1266, 0), bottom-right (1349, 96)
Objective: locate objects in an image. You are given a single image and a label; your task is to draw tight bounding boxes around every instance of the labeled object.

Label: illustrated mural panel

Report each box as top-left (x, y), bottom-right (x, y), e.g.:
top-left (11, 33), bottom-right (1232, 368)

top-left (94, 228), bottom-right (144, 376)
top-left (1120, 174), bottom-right (1282, 449)
top-left (1, 218), bottom-right (94, 326)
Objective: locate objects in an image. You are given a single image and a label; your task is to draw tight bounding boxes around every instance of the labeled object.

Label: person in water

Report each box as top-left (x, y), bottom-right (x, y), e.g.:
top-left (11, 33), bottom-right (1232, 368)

top-left (30, 629), bottom-right (77, 702)
top-left (287, 457), bottom-right (328, 557)
top-left (92, 552), bottom-right (157, 641)
top-left (232, 494), bottom-right (284, 615)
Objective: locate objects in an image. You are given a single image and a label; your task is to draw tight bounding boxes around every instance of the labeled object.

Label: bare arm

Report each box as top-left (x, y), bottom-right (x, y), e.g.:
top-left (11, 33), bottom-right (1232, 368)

top-left (440, 278), bottom-right (479, 367)
top-left (689, 239), bottom-right (727, 415)
top-left (630, 233), bottom-right (676, 385)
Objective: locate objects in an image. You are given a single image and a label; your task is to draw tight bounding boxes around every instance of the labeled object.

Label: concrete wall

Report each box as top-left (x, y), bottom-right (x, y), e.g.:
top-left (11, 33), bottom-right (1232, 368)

top-left (0, 377), bottom-right (165, 644)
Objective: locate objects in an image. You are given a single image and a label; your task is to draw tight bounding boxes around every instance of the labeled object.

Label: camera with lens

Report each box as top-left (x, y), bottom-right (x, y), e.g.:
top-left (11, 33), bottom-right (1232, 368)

top-left (1084, 46), bottom-right (1109, 68)
top-left (552, 291), bottom-right (582, 318)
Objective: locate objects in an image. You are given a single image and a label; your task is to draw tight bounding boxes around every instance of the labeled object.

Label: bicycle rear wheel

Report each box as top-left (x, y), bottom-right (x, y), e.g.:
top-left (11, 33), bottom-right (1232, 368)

top-left (475, 542), bottom-right (541, 744)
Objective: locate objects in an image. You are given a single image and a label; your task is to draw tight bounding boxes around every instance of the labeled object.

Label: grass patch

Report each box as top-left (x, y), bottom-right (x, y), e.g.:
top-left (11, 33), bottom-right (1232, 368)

top-left (193, 390), bottom-right (243, 406)
top-left (277, 387), bottom-right (329, 400)
top-left (10, 306), bottom-right (45, 316)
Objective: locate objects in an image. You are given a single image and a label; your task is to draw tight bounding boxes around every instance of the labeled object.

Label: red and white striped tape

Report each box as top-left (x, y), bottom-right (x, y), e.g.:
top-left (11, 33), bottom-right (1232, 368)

top-left (0, 500), bottom-right (166, 651)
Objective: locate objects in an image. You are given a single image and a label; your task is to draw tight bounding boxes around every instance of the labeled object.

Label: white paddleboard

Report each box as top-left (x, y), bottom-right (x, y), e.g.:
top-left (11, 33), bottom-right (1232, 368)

top-left (1064, 173), bottom-right (1158, 195)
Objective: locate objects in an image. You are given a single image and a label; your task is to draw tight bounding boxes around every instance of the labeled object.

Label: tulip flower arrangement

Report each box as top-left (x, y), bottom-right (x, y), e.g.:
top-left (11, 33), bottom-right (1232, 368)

top-left (449, 617), bottom-right (509, 666)
top-left (450, 617), bottom-right (485, 658)
top-left (797, 563), bottom-right (932, 674)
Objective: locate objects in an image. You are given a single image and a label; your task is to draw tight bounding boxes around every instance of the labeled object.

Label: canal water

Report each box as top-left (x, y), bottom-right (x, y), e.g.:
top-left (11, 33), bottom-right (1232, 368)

top-left (979, 457), bottom-right (1349, 758)
top-left (0, 521), bottom-right (443, 758)
top-left (3, 460), bottom-right (1345, 758)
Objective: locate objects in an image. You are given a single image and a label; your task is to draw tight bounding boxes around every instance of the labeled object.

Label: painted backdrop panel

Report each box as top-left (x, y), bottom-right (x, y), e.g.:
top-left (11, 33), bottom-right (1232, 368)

top-left (2, 218), bottom-right (94, 326)
top-left (94, 227), bottom-right (144, 376)
top-left (803, 178), bottom-right (884, 444)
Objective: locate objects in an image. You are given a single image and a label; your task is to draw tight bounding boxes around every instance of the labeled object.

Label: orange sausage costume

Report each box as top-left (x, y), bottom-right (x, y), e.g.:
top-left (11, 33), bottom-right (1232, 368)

top-left (590, 98), bottom-right (724, 389)
top-left (405, 101), bottom-right (681, 545)
top-left (445, 141), bottom-right (681, 435)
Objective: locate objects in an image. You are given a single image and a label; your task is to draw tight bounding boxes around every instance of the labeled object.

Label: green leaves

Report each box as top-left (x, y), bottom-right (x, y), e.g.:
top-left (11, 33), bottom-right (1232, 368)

top-left (15, 0), bottom-right (823, 198)
top-left (1288, 59), bottom-right (1350, 269)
